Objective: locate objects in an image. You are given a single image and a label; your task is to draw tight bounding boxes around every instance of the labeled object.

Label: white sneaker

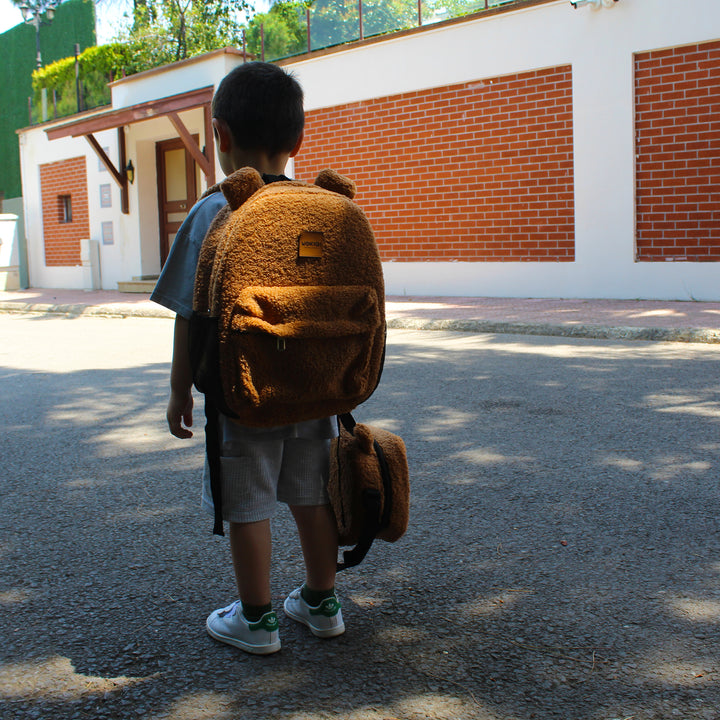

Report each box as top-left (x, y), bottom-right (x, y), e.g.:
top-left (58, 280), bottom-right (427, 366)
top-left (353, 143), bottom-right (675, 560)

top-left (283, 587), bottom-right (345, 638)
top-left (206, 601), bottom-right (281, 655)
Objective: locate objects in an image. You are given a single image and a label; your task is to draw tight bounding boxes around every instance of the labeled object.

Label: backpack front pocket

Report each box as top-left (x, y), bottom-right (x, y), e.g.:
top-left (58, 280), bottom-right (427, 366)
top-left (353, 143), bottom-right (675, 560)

top-left (221, 285), bottom-right (382, 424)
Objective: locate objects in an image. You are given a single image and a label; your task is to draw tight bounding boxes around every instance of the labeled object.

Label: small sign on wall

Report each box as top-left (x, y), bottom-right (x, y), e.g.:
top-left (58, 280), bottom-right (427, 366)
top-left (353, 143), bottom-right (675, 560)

top-left (100, 184), bottom-right (112, 208)
top-left (101, 221), bottom-right (114, 245)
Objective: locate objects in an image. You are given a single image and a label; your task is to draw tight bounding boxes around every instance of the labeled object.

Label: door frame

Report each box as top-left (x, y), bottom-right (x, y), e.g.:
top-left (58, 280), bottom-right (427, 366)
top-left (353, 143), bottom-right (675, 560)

top-left (156, 135), bottom-right (199, 266)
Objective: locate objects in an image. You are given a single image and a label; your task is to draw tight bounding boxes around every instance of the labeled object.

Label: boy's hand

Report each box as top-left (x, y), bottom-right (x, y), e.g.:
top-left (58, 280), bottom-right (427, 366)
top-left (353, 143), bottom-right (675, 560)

top-left (167, 390), bottom-right (193, 439)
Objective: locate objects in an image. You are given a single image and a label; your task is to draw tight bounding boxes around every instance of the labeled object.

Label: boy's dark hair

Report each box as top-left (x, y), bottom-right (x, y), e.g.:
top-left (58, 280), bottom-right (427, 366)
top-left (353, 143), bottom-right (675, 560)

top-left (212, 62), bottom-right (304, 157)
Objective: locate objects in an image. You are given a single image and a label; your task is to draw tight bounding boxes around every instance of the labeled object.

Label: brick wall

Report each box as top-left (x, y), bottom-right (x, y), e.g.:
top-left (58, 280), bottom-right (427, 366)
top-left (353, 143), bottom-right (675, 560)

top-left (296, 66), bottom-right (574, 262)
top-left (635, 41), bottom-right (720, 262)
top-left (39, 156), bottom-right (89, 267)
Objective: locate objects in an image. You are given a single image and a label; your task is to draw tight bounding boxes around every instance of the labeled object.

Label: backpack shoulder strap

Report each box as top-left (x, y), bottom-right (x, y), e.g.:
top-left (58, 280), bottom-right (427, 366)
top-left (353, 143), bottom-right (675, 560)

top-left (204, 397), bottom-right (225, 536)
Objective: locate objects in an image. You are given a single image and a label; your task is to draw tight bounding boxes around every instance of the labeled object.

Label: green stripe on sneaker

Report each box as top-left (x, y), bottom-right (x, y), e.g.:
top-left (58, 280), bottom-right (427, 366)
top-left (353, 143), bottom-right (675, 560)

top-left (248, 612), bottom-right (279, 632)
top-left (309, 597), bottom-right (340, 618)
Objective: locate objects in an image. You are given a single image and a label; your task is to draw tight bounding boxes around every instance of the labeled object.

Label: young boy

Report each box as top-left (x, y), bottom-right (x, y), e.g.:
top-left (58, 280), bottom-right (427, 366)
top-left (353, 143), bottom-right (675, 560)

top-left (151, 62), bottom-right (343, 655)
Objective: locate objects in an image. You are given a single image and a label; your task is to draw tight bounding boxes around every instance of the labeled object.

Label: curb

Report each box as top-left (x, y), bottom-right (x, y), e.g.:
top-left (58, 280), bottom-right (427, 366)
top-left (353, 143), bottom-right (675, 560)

top-left (2, 300), bottom-right (719, 344)
top-left (386, 317), bottom-right (720, 344)
top-left (0, 301), bottom-right (174, 320)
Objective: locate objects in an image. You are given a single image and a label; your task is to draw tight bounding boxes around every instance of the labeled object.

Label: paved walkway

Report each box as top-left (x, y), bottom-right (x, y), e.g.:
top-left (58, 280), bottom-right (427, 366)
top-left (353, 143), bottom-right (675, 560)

top-left (2, 288), bottom-right (720, 342)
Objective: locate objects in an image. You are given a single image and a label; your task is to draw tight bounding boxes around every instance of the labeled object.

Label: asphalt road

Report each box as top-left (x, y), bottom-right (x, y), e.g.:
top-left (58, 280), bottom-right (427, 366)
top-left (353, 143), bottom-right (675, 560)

top-left (1, 313), bottom-right (719, 720)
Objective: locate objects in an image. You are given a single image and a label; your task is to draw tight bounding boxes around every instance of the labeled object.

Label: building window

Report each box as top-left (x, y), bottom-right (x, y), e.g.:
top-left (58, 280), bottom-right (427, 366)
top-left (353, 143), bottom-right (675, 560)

top-left (58, 195), bottom-right (72, 223)
top-left (100, 183), bottom-right (112, 208)
top-left (101, 221), bottom-right (114, 245)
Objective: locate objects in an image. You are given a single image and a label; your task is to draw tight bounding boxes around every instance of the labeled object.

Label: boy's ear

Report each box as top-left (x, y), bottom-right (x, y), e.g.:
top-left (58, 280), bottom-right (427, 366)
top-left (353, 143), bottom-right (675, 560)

top-left (289, 131), bottom-right (304, 158)
top-left (212, 118), bottom-right (233, 154)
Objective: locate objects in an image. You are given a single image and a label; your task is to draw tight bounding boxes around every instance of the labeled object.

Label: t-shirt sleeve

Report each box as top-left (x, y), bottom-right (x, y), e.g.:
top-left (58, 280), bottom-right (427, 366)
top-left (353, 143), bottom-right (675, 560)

top-left (150, 192), bottom-right (227, 319)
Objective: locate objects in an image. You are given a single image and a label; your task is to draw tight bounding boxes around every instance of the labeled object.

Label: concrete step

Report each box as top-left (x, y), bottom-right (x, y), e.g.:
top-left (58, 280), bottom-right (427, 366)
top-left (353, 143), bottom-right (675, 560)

top-left (117, 279), bottom-right (156, 293)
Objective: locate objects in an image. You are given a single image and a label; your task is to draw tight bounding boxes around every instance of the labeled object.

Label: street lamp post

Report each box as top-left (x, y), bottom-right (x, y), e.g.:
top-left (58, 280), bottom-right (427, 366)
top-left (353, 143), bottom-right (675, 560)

top-left (19, 0), bottom-right (62, 69)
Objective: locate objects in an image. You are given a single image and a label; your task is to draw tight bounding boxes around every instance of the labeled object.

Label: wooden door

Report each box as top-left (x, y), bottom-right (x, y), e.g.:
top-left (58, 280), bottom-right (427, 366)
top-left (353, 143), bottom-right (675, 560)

top-left (156, 136), bottom-right (199, 266)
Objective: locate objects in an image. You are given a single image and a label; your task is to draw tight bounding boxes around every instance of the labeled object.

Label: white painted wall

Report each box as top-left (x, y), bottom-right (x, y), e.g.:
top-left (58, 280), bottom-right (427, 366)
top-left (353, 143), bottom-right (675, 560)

top-left (17, 0), bottom-right (720, 298)
top-left (19, 126), bottom-right (106, 289)
top-left (285, 0), bottom-right (720, 299)
top-left (19, 106), bottom-right (215, 290)
top-left (0, 214), bottom-right (20, 290)
top-left (111, 48), bottom-right (244, 108)
top-left (18, 124), bottom-right (149, 290)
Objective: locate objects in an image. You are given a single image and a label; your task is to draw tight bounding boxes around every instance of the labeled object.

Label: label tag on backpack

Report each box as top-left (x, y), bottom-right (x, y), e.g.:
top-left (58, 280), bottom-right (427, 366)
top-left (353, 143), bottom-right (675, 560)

top-left (298, 231), bottom-right (324, 258)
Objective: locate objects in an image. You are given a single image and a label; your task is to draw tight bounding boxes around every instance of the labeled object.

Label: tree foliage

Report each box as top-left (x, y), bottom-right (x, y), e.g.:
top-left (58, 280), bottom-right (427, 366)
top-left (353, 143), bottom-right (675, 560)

top-left (244, 1), bottom-right (310, 60)
top-left (31, 42), bottom-right (137, 118)
top-left (121, 0), bottom-right (250, 65)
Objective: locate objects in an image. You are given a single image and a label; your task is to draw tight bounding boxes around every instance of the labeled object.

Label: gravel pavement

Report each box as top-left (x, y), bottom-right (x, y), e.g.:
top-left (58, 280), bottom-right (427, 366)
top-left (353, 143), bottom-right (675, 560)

top-left (1, 313), bottom-right (720, 720)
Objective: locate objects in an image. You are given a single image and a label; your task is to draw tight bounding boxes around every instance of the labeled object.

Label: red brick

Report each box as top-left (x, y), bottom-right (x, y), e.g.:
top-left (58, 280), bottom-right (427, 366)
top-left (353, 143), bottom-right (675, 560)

top-left (39, 157), bottom-right (89, 267)
top-left (296, 66), bottom-right (575, 262)
top-left (635, 41), bottom-right (720, 262)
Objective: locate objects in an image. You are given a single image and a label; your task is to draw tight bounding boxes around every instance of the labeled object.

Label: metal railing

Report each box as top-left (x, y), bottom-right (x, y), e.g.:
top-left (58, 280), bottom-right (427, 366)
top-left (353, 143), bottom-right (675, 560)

top-left (254, 0), bottom-right (522, 61)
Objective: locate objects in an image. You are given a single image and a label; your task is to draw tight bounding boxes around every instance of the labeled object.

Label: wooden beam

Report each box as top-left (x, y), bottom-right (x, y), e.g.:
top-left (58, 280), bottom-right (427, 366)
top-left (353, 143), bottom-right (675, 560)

top-left (46, 86), bottom-right (214, 140)
top-left (117, 126), bottom-right (129, 215)
top-left (204, 103), bottom-right (216, 186)
top-left (83, 130), bottom-right (129, 214)
top-left (168, 111), bottom-right (212, 180)
top-left (85, 133), bottom-right (123, 186)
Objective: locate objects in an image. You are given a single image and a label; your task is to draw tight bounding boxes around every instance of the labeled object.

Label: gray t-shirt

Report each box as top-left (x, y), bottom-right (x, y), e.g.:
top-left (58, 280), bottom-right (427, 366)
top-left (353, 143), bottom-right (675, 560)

top-left (151, 188), bottom-right (336, 441)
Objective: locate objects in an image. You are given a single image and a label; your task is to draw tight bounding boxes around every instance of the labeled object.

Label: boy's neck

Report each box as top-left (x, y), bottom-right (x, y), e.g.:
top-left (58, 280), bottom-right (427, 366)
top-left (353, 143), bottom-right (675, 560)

top-left (229, 148), bottom-right (291, 177)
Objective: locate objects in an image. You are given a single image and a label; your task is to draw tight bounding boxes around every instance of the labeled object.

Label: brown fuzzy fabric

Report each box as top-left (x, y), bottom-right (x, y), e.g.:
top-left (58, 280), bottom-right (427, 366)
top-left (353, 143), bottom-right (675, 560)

top-left (329, 422), bottom-right (410, 546)
top-left (314, 169), bottom-right (356, 199)
top-left (193, 168), bottom-right (386, 427)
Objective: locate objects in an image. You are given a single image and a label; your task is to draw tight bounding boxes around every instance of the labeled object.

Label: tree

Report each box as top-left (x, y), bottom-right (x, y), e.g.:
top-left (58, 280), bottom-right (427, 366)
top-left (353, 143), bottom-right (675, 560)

top-left (117, 0), bottom-right (250, 65)
top-left (244, 1), bottom-right (310, 60)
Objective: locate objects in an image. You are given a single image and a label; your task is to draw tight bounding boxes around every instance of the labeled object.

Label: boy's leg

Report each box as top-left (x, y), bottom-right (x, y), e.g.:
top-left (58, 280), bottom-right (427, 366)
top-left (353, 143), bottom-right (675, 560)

top-left (229, 519), bottom-right (272, 606)
top-left (289, 504), bottom-right (338, 591)
top-left (284, 503), bottom-right (345, 638)
top-left (206, 518), bottom-right (280, 655)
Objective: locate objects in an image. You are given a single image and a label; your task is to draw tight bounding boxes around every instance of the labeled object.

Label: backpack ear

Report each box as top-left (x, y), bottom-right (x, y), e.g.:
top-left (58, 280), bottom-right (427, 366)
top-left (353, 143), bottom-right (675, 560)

top-left (314, 169), bottom-right (356, 199)
top-left (221, 167), bottom-right (265, 210)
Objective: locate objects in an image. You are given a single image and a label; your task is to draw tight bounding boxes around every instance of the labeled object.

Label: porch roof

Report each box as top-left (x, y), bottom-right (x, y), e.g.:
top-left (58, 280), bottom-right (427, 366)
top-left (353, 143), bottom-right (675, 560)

top-left (44, 86), bottom-right (214, 140)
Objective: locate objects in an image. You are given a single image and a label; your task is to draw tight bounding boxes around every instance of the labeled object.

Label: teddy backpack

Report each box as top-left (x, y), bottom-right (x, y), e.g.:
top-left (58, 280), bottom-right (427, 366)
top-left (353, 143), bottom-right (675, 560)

top-left (189, 167), bottom-right (386, 535)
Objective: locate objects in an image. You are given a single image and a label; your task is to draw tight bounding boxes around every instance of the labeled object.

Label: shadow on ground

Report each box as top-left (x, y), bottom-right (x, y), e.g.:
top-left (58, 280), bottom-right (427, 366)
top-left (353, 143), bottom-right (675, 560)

top-left (1, 323), bottom-right (719, 720)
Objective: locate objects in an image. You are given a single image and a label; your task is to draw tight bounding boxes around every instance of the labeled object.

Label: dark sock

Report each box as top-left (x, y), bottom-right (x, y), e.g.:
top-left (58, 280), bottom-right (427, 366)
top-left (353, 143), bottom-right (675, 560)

top-left (301, 585), bottom-right (335, 606)
top-left (242, 602), bottom-right (273, 622)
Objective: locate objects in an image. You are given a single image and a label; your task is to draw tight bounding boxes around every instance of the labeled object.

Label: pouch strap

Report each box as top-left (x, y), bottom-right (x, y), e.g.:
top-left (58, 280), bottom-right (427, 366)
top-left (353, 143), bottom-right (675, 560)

top-left (338, 412), bottom-right (356, 433)
top-left (337, 489), bottom-right (381, 571)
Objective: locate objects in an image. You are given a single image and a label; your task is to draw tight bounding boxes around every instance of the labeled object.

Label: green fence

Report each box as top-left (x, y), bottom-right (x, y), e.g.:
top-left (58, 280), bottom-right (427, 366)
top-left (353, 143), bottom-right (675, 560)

top-left (0, 0), bottom-right (95, 200)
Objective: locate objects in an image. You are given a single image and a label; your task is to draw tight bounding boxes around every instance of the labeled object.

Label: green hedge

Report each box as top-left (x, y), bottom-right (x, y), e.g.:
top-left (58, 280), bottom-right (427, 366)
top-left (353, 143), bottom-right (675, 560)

top-left (31, 43), bottom-right (140, 119)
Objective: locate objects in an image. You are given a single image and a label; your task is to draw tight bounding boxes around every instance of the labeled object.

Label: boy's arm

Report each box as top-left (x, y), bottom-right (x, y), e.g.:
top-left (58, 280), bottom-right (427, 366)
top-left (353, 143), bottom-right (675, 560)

top-left (167, 315), bottom-right (194, 439)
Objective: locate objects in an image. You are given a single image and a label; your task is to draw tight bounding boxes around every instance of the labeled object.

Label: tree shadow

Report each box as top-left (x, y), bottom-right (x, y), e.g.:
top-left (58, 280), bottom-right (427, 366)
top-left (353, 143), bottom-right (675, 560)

top-left (1, 325), bottom-right (719, 719)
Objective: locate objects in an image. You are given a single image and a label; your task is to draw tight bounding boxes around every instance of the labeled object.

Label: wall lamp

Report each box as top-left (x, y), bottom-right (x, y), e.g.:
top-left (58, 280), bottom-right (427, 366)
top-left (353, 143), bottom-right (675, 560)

top-left (571, 0), bottom-right (618, 8)
top-left (125, 160), bottom-right (135, 184)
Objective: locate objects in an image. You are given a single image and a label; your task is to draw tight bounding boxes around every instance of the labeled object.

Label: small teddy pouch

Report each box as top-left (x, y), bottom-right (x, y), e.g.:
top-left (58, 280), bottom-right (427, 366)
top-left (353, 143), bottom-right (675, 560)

top-left (328, 413), bottom-right (410, 570)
